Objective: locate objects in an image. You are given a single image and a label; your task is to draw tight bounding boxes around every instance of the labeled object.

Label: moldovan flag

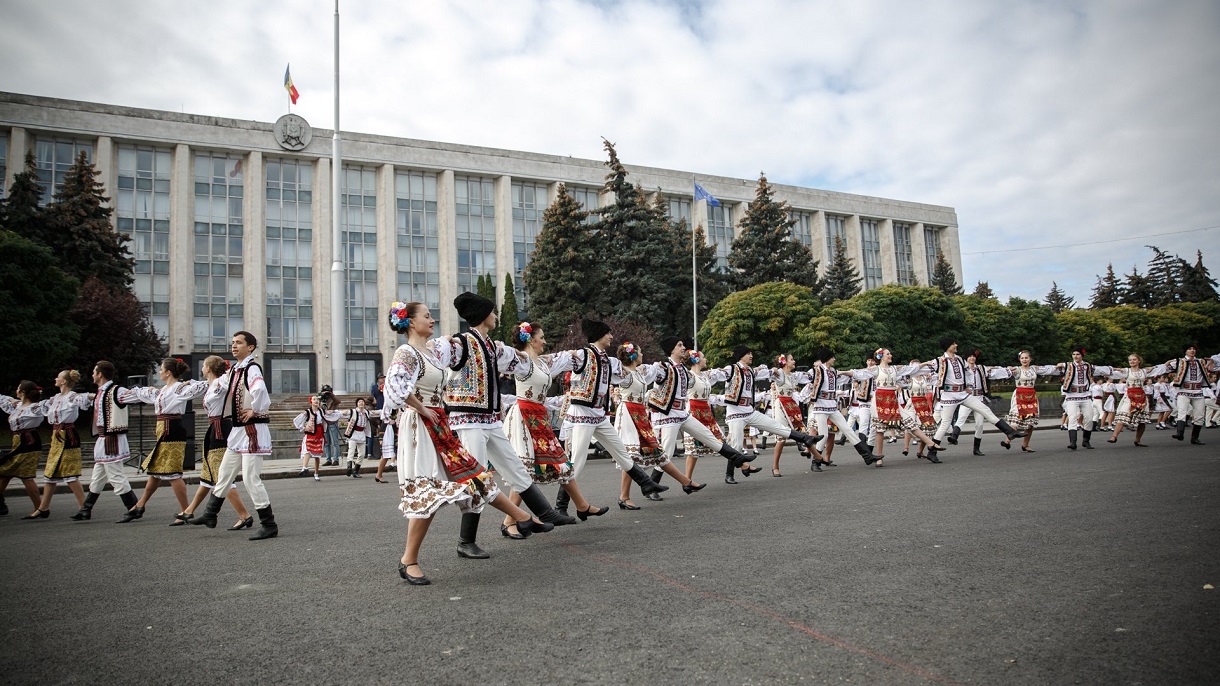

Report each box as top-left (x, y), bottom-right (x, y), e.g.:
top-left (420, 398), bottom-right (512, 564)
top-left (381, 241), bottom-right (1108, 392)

top-left (284, 64), bottom-right (300, 105)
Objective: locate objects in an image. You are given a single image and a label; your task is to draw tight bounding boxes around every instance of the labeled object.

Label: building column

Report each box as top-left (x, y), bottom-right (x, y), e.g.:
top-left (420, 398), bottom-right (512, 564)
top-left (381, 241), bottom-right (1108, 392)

top-left (4, 127), bottom-right (26, 192)
top-left (436, 170), bottom-right (457, 336)
top-left (878, 218), bottom-right (897, 285)
top-left (377, 163), bottom-right (398, 367)
top-left (810, 210), bottom-right (829, 268)
top-left (546, 181), bottom-right (561, 206)
top-left (314, 156), bottom-right (334, 388)
top-left (94, 136), bottom-right (113, 210)
top-left (169, 144), bottom-right (193, 356)
top-left (910, 222), bottom-right (929, 285)
top-left (729, 201), bottom-right (747, 241)
top-left (844, 214), bottom-right (863, 285)
top-left (943, 225), bottom-right (964, 290)
top-left (494, 174), bottom-right (513, 308)
top-left (243, 151), bottom-right (267, 350)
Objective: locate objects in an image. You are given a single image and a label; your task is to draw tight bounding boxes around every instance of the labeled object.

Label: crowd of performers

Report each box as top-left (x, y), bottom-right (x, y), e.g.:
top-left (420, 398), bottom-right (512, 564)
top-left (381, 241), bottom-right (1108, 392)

top-left (3, 292), bottom-right (1218, 586)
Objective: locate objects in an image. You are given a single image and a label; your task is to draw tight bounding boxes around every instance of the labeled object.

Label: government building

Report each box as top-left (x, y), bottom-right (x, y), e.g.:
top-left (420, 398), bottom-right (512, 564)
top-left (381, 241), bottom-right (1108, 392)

top-left (1, 91), bottom-right (962, 394)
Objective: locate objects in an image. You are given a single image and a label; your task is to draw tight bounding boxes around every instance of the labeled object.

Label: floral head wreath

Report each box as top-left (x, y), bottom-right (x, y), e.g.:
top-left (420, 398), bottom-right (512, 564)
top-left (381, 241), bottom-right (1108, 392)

top-left (776, 354), bottom-right (788, 367)
top-left (388, 301), bottom-right (411, 331)
top-left (517, 321), bottom-right (534, 344)
top-left (620, 341), bottom-right (639, 362)
top-left (875, 348), bottom-right (888, 361)
top-left (687, 350), bottom-right (704, 365)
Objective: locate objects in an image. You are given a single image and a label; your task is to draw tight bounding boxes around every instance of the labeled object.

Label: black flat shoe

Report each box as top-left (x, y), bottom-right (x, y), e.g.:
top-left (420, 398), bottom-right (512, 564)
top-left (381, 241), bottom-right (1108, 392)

top-left (1134, 442), bottom-right (1148, 447)
top-left (22, 509), bottom-right (50, 520)
top-left (824, 461), bottom-right (837, 466)
top-left (644, 492), bottom-right (664, 501)
top-left (740, 466), bottom-right (762, 476)
top-left (682, 482), bottom-right (706, 494)
top-left (577, 506), bottom-right (609, 521)
top-left (1021, 446), bottom-right (1036, 453)
top-left (229, 516), bottom-right (254, 531)
top-left (116, 506), bottom-right (145, 523)
top-left (399, 562), bottom-right (431, 585)
top-left (374, 477), bottom-right (388, 483)
top-left (500, 523), bottom-right (527, 540)
top-left (618, 500), bottom-right (641, 510)
top-left (773, 469), bottom-right (784, 477)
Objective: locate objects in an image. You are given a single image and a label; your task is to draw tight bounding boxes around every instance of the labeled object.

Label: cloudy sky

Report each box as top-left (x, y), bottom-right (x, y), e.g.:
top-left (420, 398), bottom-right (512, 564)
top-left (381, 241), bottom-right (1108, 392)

top-left (2, 0), bottom-right (1218, 304)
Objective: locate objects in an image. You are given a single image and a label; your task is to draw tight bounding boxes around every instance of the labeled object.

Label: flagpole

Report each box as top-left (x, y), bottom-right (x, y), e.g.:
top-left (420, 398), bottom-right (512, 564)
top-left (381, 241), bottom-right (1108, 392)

top-left (330, 0), bottom-right (347, 393)
top-left (691, 177), bottom-right (698, 351)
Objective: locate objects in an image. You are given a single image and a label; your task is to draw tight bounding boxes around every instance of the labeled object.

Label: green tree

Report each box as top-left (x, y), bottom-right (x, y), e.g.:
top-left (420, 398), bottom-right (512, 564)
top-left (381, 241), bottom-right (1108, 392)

top-left (953, 294), bottom-right (1058, 365)
top-left (1119, 266), bottom-right (1154, 308)
top-left (929, 251), bottom-right (963, 296)
top-left (1171, 301), bottom-right (1220, 353)
top-left (851, 285), bottom-right (966, 362)
top-left (697, 282), bottom-right (821, 366)
top-left (0, 231), bottom-right (81, 391)
top-left (1144, 245), bottom-right (1181, 306)
top-left (1094, 305), bottom-right (1214, 364)
top-left (1053, 309), bottom-right (1129, 364)
top-left (553, 314), bottom-right (661, 362)
top-left (971, 281), bottom-right (996, 299)
top-left (1089, 264), bottom-right (1122, 309)
top-left (67, 276), bottom-right (164, 383)
top-left (497, 272), bottom-right (519, 344)
top-left (726, 174), bottom-right (822, 291)
top-left (820, 235), bottom-right (862, 304)
top-left (1044, 281), bottom-right (1076, 313)
top-left (524, 183), bottom-right (597, 336)
top-left (796, 301), bottom-right (879, 367)
top-left (42, 151), bottom-right (134, 290)
top-left (0, 152), bottom-right (49, 246)
top-left (1178, 251), bottom-right (1219, 303)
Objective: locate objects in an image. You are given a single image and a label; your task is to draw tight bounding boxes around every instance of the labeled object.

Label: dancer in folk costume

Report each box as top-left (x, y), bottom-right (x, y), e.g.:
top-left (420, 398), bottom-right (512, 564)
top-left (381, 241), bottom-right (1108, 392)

top-left (928, 338), bottom-right (1023, 455)
top-left (843, 350), bottom-right (939, 466)
top-left (344, 397), bottom-right (372, 478)
top-left (948, 351), bottom-right (1011, 456)
top-left (681, 349), bottom-right (727, 483)
top-left (116, 358), bottom-right (209, 523)
top-left (502, 321), bottom-right (602, 531)
top-left (191, 332), bottom-right (279, 540)
top-left (613, 341), bottom-right (664, 509)
top-left (71, 361), bottom-right (140, 521)
top-left (0, 381), bottom-right (46, 517)
top-left (1057, 345), bottom-right (1115, 450)
top-left (27, 370), bottom-right (93, 519)
top-left (293, 395), bottom-right (328, 481)
top-left (1154, 375), bottom-right (1175, 429)
top-left (1089, 381), bottom-right (1107, 432)
top-left (845, 356), bottom-right (877, 449)
top-left (181, 356), bottom-right (253, 529)
top-left (383, 302), bottom-right (541, 584)
top-left (431, 294), bottom-right (573, 560)
top-left (799, 348), bottom-right (880, 467)
top-left (1001, 351), bottom-right (1062, 453)
top-left (374, 407), bottom-right (397, 483)
top-left (1164, 344), bottom-right (1216, 445)
top-left (1106, 354), bottom-right (1169, 446)
top-left (719, 346), bottom-right (821, 483)
top-left (901, 360), bottom-right (939, 459)
top-left (1100, 379), bottom-right (1118, 431)
top-left (552, 319), bottom-right (669, 513)
top-left (768, 353), bottom-right (811, 477)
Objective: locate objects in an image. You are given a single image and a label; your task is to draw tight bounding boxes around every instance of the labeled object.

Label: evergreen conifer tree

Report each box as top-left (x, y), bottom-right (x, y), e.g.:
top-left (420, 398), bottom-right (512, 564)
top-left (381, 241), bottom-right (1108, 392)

top-left (1144, 245), bottom-right (1181, 306)
top-left (523, 183), bottom-right (597, 336)
top-left (929, 251), bottom-right (963, 296)
top-left (820, 235), bottom-right (862, 304)
top-left (1119, 266), bottom-right (1154, 308)
top-left (0, 230), bottom-right (81, 390)
top-left (1044, 281), bottom-right (1076, 313)
top-left (43, 151), bottom-right (134, 290)
top-left (0, 152), bottom-right (49, 246)
top-left (726, 174), bottom-right (822, 291)
top-left (971, 281), bottom-right (996, 299)
top-left (1178, 250), bottom-right (1219, 302)
top-left (497, 272), bottom-right (520, 343)
top-left (1089, 263), bottom-right (1122, 309)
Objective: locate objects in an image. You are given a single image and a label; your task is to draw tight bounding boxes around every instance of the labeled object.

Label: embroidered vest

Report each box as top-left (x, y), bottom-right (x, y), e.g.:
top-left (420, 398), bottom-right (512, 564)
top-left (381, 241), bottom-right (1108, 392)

top-left (935, 356), bottom-right (965, 396)
top-left (1061, 362), bottom-right (1095, 393)
top-left (445, 331), bottom-right (500, 414)
top-left (853, 376), bottom-right (875, 402)
top-left (98, 384), bottom-right (129, 435)
top-left (647, 360), bottom-right (690, 414)
top-left (724, 364), bottom-right (754, 405)
top-left (969, 365), bottom-right (990, 395)
top-left (568, 346), bottom-right (611, 411)
top-left (227, 361), bottom-right (269, 426)
top-left (1171, 357), bottom-right (1205, 388)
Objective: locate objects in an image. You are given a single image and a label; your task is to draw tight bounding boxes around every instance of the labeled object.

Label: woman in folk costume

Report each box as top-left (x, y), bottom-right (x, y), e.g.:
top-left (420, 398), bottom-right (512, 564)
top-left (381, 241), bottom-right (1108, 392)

top-left (181, 356), bottom-right (253, 529)
top-left (294, 395), bottom-right (328, 482)
top-left (681, 349), bottom-right (728, 484)
top-left (26, 370), bottom-right (93, 519)
top-left (1000, 351), bottom-right (1062, 452)
top-left (116, 358), bottom-right (209, 523)
top-left (0, 381), bottom-right (46, 517)
top-left (843, 349), bottom-right (939, 466)
top-left (1153, 375), bottom-right (1174, 429)
top-left (1057, 346), bottom-right (1115, 450)
top-left (900, 360), bottom-right (939, 460)
top-left (798, 348), bottom-right (881, 467)
top-left (768, 353), bottom-right (810, 477)
top-left (1100, 379), bottom-right (1118, 431)
top-left (501, 321), bottom-right (600, 531)
top-left (71, 361), bottom-right (140, 521)
top-left (1164, 344), bottom-right (1215, 445)
top-left (374, 407), bottom-right (397, 483)
top-left (344, 397), bottom-right (372, 478)
top-left (383, 302), bottom-right (541, 585)
top-left (619, 340), bottom-right (707, 508)
top-left (1106, 354), bottom-right (1169, 446)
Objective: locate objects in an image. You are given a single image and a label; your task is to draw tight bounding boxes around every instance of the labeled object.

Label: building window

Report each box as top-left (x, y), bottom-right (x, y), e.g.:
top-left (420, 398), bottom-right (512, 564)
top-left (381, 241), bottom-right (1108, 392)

top-left (570, 186), bottom-right (600, 223)
top-left (826, 214), bottom-right (847, 260)
top-left (395, 170), bottom-right (440, 320)
top-left (860, 218), bottom-right (883, 290)
top-left (790, 211), bottom-right (814, 252)
top-left (35, 138), bottom-right (93, 204)
top-left (266, 159), bottom-right (314, 352)
top-left (894, 222), bottom-right (915, 285)
top-left (0, 133), bottom-right (8, 198)
top-left (706, 203), bottom-right (733, 270)
top-left (342, 166), bottom-right (378, 353)
top-left (192, 153), bottom-right (244, 349)
top-left (925, 225), bottom-right (943, 278)
top-left (347, 358), bottom-right (377, 397)
top-left (117, 146), bottom-right (172, 339)
top-left (512, 181), bottom-right (547, 314)
top-left (455, 176), bottom-right (496, 294)
top-left (667, 196), bottom-right (692, 227)
top-left (269, 357), bottom-right (312, 394)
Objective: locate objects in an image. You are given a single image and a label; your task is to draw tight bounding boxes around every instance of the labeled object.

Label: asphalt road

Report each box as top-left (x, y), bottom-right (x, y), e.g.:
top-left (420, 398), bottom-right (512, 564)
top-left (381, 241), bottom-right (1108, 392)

top-left (1, 428), bottom-right (1218, 685)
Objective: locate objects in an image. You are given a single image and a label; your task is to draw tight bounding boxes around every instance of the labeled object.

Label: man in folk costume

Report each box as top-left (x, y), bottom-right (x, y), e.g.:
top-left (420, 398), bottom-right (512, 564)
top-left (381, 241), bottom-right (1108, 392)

top-left (431, 292), bottom-right (574, 560)
top-left (845, 356), bottom-right (877, 447)
top-left (950, 350), bottom-right (1012, 456)
top-left (192, 331), bottom-right (278, 540)
top-left (930, 338), bottom-right (1023, 455)
top-left (1058, 345), bottom-right (1114, 450)
top-left (70, 361), bottom-right (139, 520)
top-left (799, 348), bottom-right (884, 465)
top-left (720, 345), bottom-right (823, 482)
top-left (647, 336), bottom-right (755, 489)
top-left (553, 319), bottom-right (669, 513)
top-left (1165, 343), bottom-right (1215, 445)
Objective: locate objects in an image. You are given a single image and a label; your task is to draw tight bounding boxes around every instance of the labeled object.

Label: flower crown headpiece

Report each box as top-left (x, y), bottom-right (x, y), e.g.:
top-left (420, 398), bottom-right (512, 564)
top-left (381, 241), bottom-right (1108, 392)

top-left (776, 353), bottom-right (788, 367)
top-left (875, 348), bottom-right (888, 361)
top-left (687, 350), bottom-right (703, 365)
top-left (621, 341), bottom-right (638, 362)
top-left (389, 301), bottom-right (411, 330)
top-left (517, 322), bottom-right (534, 343)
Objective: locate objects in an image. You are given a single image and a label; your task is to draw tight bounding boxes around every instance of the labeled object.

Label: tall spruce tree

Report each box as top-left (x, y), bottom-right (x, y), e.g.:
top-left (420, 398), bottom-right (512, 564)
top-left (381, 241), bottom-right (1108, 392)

top-left (1144, 245), bottom-right (1181, 306)
top-left (497, 272), bottom-right (520, 343)
top-left (971, 281), bottom-right (996, 299)
top-left (523, 183), bottom-right (597, 336)
top-left (0, 152), bottom-right (50, 246)
top-left (1178, 250), bottom-right (1219, 303)
top-left (1119, 266), bottom-right (1154, 308)
top-left (726, 174), bottom-right (822, 291)
top-left (0, 230), bottom-right (81, 390)
top-left (820, 235), bottom-right (862, 304)
top-left (1044, 281), bottom-right (1076, 313)
top-left (1089, 263), bottom-right (1122, 309)
top-left (67, 276), bottom-right (163, 381)
top-left (43, 151), bottom-right (134, 290)
top-left (929, 251), bottom-right (963, 296)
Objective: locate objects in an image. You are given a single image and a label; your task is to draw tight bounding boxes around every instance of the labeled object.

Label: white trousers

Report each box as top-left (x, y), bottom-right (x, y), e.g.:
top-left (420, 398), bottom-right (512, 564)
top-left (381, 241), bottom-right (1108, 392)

top-left (455, 426), bottom-right (533, 493)
top-left (725, 410), bottom-right (793, 451)
top-left (658, 416), bottom-right (725, 463)
top-left (213, 449), bottom-right (270, 509)
top-left (565, 419), bottom-right (635, 479)
top-left (847, 405), bottom-right (874, 445)
top-left (1175, 395), bottom-right (1207, 426)
top-left (810, 410), bottom-right (857, 452)
top-left (953, 403), bottom-right (987, 438)
top-left (1061, 398), bottom-right (1095, 432)
top-left (346, 438), bottom-right (366, 465)
top-left (935, 396), bottom-right (1001, 441)
top-left (88, 461), bottom-right (132, 496)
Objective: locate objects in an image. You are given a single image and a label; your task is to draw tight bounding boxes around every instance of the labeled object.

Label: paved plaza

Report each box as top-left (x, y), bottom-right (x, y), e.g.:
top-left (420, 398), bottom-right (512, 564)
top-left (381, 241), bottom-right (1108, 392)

top-left (1, 431), bottom-right (1217, 685)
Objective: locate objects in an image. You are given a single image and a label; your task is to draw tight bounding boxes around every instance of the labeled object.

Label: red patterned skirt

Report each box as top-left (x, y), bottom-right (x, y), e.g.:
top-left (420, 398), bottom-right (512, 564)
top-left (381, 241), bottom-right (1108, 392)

top-left (873, 389), bottom-right (903, 429)
top-left (1114, 387), bottom-right (1150, 426)
top-left (420, 408), bottom-right (487, 485)
top-left (775, 396), bottom-right (805, 432)
top-left (622, 401), bottom-right (665, 466)
top-left (1005, 386), bottom-right (1041, 431)
top-left (910, 394), bottom-right (936, 431)
top-left (685, 399), bottom-right (724, 456)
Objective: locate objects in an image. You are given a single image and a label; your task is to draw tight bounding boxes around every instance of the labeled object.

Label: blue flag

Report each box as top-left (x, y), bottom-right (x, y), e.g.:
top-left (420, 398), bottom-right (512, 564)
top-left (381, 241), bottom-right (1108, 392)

top-left (694, 182), bottom-right (721, 207)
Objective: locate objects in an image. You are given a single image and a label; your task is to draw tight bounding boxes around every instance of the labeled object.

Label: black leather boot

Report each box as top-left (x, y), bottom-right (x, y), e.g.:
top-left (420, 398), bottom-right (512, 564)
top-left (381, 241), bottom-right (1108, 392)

top-left (456, 512), bottom-right (490, 559)
top-left (627, 465), bottom-right (668, 496)
top-left (191, 493), bottom-right (226, 528)
top-left (249, 505), bottom-right (279, 540)
top-left (853, 441), bottom-right (880, 465)
top-left (649, 468), bottom-right (664, 485)
top-left (948, 425), bottom-right (961, 445)
top-left (71, 491), bottom-right (99, 520)
top-left (1191, 424), bottom-right (1205, 445)
top-left (716, 443), bottom-right (752, 468)
top-left (972, 437), bottom-right (985, 456)
top-left (787, 429), bottom-right (823, 449)
top-left (1068, 429), bottom-right (1078, 450)
top-left (1082, 430), bottom-right (1094, 449)
top-left (554, 485), bottom-right (571, 516)
top-left (119, 490), bottom-right (139, 510)
top-left (994, 419), bottom-right (1021, 441)
top-left (520, 484), bottom-right (573, 526)
top-left (1173, 420), bottom-right (1187, 441)
top-left (926, 445), bottom-right (942, 463)
top-left (724, 459), bottom-right (737, 484)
